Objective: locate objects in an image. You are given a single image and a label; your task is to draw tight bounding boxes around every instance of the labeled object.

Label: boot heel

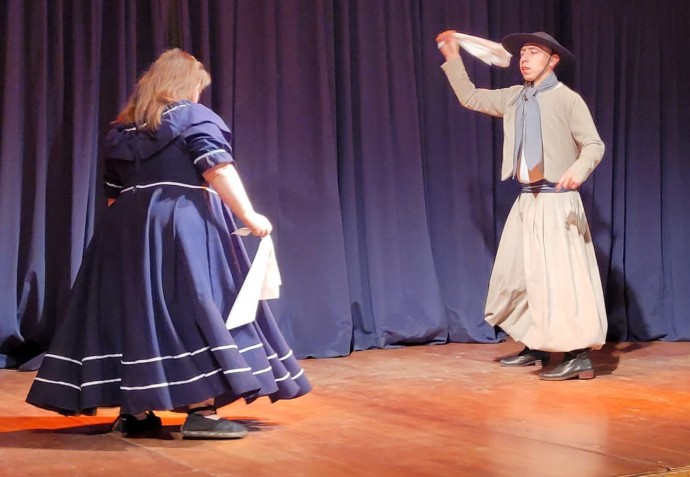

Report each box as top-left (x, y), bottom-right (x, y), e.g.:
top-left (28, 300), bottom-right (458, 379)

top-left (578, 369), bottom-right (595, 380)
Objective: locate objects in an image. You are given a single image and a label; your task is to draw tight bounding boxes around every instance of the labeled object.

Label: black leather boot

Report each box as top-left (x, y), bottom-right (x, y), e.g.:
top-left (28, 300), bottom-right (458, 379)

top-left (500, 346), bottom-right (550, 367)
top-left (539, 348), bottom-right (594, 381)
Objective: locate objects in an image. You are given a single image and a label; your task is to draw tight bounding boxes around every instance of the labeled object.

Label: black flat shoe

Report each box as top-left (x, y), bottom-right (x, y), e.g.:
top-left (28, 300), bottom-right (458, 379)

top-left (112, 411), bottom-right (162, 434)
top-left (180, 413), bottom-right (248, 439)
top-left (500, 347), bottom-right (550, 367)
top-left (539, 349), bottom-right (595, 381)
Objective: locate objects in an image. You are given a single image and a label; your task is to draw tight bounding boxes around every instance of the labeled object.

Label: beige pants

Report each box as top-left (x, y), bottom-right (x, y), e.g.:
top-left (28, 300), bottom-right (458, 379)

top-left (484, 191), bottom-right (607, 352)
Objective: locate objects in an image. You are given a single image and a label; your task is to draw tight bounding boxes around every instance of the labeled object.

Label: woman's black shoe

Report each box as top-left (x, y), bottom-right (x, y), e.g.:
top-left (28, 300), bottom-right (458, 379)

top-left (112, 411), bottom-right (162, 434)
top-left (539, 349), bottom-right (595, 381)
top-left (500, 347), bottom-right (550, 367)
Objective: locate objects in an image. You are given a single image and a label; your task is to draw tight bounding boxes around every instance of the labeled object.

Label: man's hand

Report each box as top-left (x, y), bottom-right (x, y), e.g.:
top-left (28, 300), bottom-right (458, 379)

top-left (436, 30), bottom-right (460, 61)
top-left (556, 170), bottom-right (581, 191)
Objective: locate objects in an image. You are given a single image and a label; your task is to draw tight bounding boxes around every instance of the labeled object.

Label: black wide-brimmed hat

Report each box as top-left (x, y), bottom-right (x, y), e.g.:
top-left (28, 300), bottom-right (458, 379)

top-left (501, 31), bottom-right (575, 66)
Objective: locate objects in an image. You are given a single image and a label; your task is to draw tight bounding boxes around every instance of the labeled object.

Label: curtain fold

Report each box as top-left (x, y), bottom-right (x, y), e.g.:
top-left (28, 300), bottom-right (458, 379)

top-left (1, 0), bottom-right (688, 367)
top-left (230, 0), bottom-right (354, 356)
top-left (1, 0), bottom-right (107, 366)
top-left (418, 0), bottom-right (502, 343)
top-left (333, 0), bottom-right (447, 350)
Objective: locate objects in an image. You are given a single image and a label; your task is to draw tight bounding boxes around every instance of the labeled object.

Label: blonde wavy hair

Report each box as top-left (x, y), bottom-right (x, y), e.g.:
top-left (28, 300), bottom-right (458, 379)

top-left (115, 48), bottom-right (211, 131)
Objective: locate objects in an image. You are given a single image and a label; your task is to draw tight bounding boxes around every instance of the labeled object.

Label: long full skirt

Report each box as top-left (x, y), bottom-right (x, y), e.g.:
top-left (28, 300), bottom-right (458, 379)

top-left (27, 186), bottom-right (311, 415)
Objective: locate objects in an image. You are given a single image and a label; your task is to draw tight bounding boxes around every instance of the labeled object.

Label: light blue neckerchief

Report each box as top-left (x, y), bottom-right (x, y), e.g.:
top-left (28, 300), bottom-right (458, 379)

top-left (513, 72), bottom-right (560, 175)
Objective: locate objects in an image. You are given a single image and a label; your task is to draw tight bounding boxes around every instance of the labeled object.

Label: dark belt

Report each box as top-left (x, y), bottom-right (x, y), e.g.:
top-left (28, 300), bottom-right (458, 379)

top-left (520, 179), bottom-right (565, 193)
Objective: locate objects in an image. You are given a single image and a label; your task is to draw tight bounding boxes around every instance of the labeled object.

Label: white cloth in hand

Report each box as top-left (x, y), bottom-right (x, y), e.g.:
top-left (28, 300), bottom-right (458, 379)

top-left (438, 32), bottom-right (512, 67)
top-left (226, 228), bottom-right (282, 330)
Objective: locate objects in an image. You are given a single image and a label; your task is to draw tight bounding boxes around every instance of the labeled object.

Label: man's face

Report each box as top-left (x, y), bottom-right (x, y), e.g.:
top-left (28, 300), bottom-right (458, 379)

top-left (519, 43), bottom-right (557, 82)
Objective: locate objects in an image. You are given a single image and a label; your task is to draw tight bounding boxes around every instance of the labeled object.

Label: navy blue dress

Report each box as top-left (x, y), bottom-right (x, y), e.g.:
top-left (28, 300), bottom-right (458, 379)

top-left (26, 101), bottom-right (311, 415)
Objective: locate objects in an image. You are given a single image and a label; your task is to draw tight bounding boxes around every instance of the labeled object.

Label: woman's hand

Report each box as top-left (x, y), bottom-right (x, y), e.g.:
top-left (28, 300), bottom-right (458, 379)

top-left (243, 212), bottom-right (273, 237)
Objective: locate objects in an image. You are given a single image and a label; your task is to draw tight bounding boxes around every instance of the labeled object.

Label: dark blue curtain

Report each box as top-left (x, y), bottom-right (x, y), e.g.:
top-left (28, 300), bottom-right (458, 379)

top-left (1, 0), bottom-right (688, 368)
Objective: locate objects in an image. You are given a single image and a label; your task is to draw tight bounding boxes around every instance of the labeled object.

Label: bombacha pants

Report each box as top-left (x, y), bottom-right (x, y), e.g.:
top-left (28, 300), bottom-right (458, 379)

top-left (484, 191), bottom-right (607, 352)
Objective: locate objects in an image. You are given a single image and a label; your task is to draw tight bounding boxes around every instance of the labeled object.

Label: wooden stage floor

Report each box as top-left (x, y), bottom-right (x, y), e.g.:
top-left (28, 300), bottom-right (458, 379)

top-left (1, 341), bottom-right (689, 477)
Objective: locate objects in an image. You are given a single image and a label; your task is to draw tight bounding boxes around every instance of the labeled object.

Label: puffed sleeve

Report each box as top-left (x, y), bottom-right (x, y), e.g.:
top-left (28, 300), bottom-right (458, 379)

top-left (182, 122), bottom-right (236, 174)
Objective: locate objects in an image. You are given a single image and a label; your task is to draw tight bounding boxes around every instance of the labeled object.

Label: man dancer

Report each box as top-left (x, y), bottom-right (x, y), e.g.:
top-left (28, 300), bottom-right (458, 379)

top-left (437, 30), bottom-right (607, 380)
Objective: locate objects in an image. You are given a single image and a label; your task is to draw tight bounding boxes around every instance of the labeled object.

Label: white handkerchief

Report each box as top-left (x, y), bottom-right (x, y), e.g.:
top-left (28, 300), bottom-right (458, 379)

top-left (438, 32), bottom-right (512, 67)
top-left (226, 229), bottom-right (282, 330)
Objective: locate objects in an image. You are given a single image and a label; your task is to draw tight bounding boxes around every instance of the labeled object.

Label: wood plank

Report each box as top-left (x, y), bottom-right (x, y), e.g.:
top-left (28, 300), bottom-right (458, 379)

top-left (0, 341), bottom-right (689, 477)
